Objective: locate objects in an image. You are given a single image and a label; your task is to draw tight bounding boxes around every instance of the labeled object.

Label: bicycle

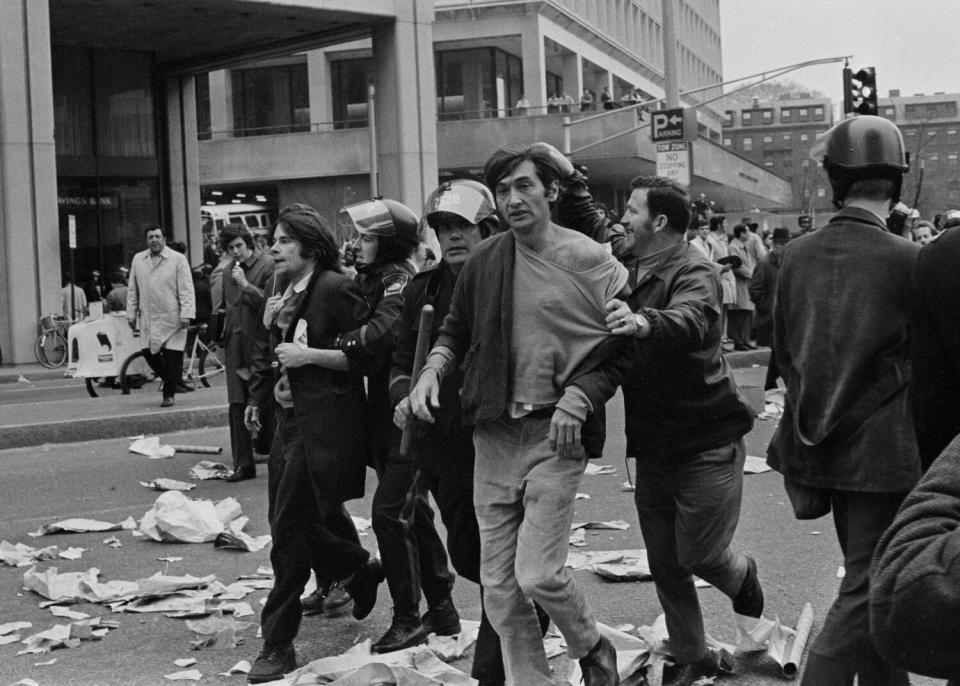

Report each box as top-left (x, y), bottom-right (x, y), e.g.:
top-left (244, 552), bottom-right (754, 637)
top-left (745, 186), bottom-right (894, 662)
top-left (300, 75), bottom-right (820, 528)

top-left (85, 324), bottom-right (226, 397)
top-left (34, 314), bottom-right (73, 368)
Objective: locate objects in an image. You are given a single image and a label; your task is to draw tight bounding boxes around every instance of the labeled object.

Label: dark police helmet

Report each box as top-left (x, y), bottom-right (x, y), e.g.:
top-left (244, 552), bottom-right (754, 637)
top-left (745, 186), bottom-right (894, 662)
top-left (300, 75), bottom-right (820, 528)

top-left (811, 115), bottom-right (908, 208)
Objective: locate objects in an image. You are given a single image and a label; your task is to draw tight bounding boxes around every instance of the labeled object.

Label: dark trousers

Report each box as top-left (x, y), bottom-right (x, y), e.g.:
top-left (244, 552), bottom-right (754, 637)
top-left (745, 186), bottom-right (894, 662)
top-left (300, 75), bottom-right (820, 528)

top-left (228, 403), bottom-right (254, 471)
top-left (727, 309), bottom-right (753, 347)
top-left (142, 347), bottom-right (183, 397)
top-left (633, 440), bottom-right (750, 663)
top-left (800, 490), bottom-right (909, 686)
top-left (260, 409), bottom-right (369, 647)
top-left (764, 347), bottom-right (781, 391)
top-left (420, 443), bottom-right (549, 684)
top-left (372, 434), bottom-right (454, 613)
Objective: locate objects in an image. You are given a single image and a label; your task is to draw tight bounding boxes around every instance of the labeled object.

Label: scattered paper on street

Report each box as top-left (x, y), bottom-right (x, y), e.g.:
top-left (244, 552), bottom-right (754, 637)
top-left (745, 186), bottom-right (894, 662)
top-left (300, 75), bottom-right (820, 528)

top-left (0, 621), bottom-right (32, 645)
top-left (142, 478), bottom-right (197, 492)
top-left (174, 658), bottom-right (197, 667)
top-left (103, 536), bottom-right (122, 548)
top-left (621, 481), bottom-right (635, 492)
top-left (18, 617), bottom-right (117, 655)
top-left (140, 491), bottom-right (246, 543)
top-left (130, 435), bottom-right (176, 459)
top-left (425, 619), bottom-right (479, 660)
top-left (566, 622), bottom-right (654, 685)
top-left (59, 547), bottom-right (85, 560)
top-left (34, 658), bottom-right (57, 666)
top-left (743, 455), bottom-right (772, 474)
top-left (217, 660), bottom-right (251, 676)
top-left (189, 460), bottom-right (231, 480)
top-left (49, 605), bottom-right (89, 620)
top-left (575, 493), bottom-right (590, 499)
top-left (584, 463), bottom-right (616, 475)
top-left (571, 520), bottom-right (630, 531)
top-left (17, 374), bottom-right (32, 384)
top-left (352, 516), bottom-right (372, 533)
top-left (163, 669), bottom-right (203, 681)
top-left (734, 603), bottom-right (814, 677)
top-left (569, 528), bottom-right (586, 546)
top-left (1, 540), bottom-right (60, 566)
top-left (29, 516), bottom-right (137, 537)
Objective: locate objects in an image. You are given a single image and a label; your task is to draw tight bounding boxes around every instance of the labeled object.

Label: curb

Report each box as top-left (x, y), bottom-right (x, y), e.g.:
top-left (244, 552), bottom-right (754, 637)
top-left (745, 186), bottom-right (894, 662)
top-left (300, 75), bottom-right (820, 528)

top-left (0, 406), bottom-right (228, 450)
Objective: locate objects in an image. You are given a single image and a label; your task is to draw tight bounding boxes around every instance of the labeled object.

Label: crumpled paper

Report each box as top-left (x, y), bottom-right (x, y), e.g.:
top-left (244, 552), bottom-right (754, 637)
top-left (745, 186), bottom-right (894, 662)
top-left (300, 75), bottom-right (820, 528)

top-left (29, 516), bottom-right (137, 537)
top-left (584, 463), bottom-right (616, 475)
top-left (130, 435), bottom-right (176, 459)
top-left (571, 520), bottom-right (631, 531)
top-left (163, 669), bottom-right (202, 681)
top-left (1, 541), bottom-right (61, 567)
top-left (743, 455), bottom-right (772, 474)
top-left (0, 621), bottom-right (32, 646)
top-left (566, 622), bottom-right (654, 685)
top-left (189, 460), bottom-right (231, 480)
top-left (141, 478), bottom-right (197, 492)
top-left (139, 491), bottom-right (243, 543)
top-left (17, 617), bottom-right (118, 655)
top-left (425, 620), bottom-right (480, 660)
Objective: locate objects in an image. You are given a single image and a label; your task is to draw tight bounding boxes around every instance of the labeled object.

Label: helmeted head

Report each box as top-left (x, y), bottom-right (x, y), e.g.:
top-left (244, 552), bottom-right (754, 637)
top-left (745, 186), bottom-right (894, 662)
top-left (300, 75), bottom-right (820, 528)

top-left (338, 198), bottom-right (420, 272)
top-left (811, 115), bottom-right (909, 209)
top-left (423, 179), bottom-right (500, 239)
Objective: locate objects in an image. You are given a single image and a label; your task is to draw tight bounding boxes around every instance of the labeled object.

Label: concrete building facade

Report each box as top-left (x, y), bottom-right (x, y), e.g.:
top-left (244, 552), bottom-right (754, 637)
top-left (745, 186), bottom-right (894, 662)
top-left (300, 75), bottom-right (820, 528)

top-left (722, 95), bottom-right (836, 215)
top-left (0, 0), bottom-right (437, 364)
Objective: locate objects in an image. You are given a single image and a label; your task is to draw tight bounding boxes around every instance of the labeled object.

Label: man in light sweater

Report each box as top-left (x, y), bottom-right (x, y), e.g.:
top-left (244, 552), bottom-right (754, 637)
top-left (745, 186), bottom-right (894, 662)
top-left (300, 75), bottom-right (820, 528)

top-left (409, 144), bottom-right (631, 686)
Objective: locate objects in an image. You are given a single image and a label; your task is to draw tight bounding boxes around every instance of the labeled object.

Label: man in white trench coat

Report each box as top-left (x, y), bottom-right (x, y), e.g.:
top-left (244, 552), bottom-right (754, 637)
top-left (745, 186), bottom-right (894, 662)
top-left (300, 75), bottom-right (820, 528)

top-left (127, 226), bottom-right (196, 407)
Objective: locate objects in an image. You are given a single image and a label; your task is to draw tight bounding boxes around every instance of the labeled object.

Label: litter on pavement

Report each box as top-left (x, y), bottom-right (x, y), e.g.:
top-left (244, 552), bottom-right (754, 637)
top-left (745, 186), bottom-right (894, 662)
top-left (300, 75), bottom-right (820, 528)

top-left (584, 463), bottom-right (617, 475)
top-left (188, 460), bottom-right (231, 480)
top-left (129, 435), bottom-right (176, 459)
top-left (28, 516), bottom-right (137, 537)
top-left (163, 669), bottom-right (203, 681)
top-left (141, 478), bottom-right (197, 492)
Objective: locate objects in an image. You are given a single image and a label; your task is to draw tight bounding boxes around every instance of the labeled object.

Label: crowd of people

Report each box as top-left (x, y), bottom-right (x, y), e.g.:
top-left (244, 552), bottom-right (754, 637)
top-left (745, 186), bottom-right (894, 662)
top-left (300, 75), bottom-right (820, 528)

top-left (108, 113), bottom-right (960, 686)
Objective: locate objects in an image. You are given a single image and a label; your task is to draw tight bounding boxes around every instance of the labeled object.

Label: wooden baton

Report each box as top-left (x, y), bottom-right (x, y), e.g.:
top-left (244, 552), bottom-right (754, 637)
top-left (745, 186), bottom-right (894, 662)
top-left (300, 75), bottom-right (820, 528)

top-left (399, 304), bottom-right (435, 457)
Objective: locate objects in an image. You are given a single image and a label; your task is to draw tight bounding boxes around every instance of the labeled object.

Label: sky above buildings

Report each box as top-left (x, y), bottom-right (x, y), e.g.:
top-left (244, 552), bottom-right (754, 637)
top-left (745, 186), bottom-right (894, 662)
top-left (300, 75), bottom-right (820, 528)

top-left (720, 0), bottom-right (960, 105)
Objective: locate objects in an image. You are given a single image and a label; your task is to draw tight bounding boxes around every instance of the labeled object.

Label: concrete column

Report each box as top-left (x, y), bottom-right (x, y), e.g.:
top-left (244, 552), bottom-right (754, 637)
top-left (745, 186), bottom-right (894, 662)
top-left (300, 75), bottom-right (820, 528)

top-left (307, 50), bottom-right (332, 132)
top-left (371, 0), bottom-right (437, 208)
top-left (0, 0), bottom-right (60, 363)
top-left (165, 74), bottom-right (203, 265)
top-left (561, 53), bottom-right (582, 105)
top-left (520, 18), bottom-right (546, 114)
top-left (208, 69), bottom-right (231, 139)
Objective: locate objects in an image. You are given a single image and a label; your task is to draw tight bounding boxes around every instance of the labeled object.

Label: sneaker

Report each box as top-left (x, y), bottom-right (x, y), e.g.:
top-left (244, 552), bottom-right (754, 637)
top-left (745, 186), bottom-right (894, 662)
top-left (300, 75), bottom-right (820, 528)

top-left (301, 588), bottom-right (326, 616)
top-left (248, 643), bottom-right (296, 684)
top-left (322, 582), bottom-right (353, 616)
top-left (346, 558), bottom-right (384, 620)
top-left (733, 554), bottom-right (764, 618)
top-left (371, 610), bottom-right (429, 653)
top-left (579, 635), bottom-right (619, 686)
top-left (160, 396), bottom-right (174, 408)
top-left (421, 597), bottom-right (461, 636)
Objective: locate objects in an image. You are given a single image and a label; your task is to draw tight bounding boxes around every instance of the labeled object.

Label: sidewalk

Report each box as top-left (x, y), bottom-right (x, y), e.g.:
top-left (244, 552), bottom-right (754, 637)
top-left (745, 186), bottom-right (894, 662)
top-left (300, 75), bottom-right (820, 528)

top-left (0, 349), bottom-right (771, 451)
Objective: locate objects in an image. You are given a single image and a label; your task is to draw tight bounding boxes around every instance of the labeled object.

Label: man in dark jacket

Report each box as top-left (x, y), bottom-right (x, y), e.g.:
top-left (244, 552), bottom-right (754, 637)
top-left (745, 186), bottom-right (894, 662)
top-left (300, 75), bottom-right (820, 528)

top-left (909, 225), bottom-right (960, 470)
top-left (749, 227), bottom-right (790, 397)
top-left (767, 115), bottom-right (921, 685)
top-left (243, 205), bottom-right (383, 684)
top-left (218, 223), bottom-right (275, 482)
top-left (604, 177), bottom-right (760, 686)
top-left (409, 145), bottom-right (630, 686)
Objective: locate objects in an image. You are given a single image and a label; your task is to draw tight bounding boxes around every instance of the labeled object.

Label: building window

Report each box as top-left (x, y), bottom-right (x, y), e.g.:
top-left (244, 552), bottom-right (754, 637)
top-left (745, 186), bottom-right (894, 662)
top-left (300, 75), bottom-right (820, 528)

top-left (195, 73), bottom-right (211, 141)
top-left (761, 109), bottom-right (773, 124)
top-left (800, 133), bottom-right (809, 142)
top-left (742, 111), bottom-right (753, 125)
top-left (781, 109), bottom-right (792, 123)
top-left (801, 159), bottom-right (810, 167)
top-left (949, 153), bottom-right (959, 168)
top-left (724, 110), bottom-right (734, 126)
top-left (330, 58), bottom-right (372, 129)
top-left (881, 106), bottom-right (896, 119)
top-left (762, 135), bottom-right (773, 144)
top-left (948, 129), bottom-right (958, 144)
top-left (723, 137), bottom-right (733, 147)
top-left (763, 160), bottom-right (774, 167)
top-left (928, 154), bottom-right (940, 162)
top-left (232, 61), bottom-right (309, 136)
top-left (797, 108), bottom-right (809, 122)
top-left (436, 47), bottom-right (522, 120)
top-left (742, 136), bottom-right (752, 151)
top-left (817, 188), bottom-right (826, 197)
top-left (905, 101), bottom-right (958, 120)
top-left (813, 106), bottom-right (825, 121)
top-left (783, 133), bottom-right (792, 142)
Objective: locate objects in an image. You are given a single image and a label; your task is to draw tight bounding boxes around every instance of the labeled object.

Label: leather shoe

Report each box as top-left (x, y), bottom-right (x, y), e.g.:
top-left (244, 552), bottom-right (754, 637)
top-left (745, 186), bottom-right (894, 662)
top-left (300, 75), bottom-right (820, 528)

top-left (160, 396), bottom-right (174, 408)
top-left (579, 635), bottom-right (619, 686)
top-left (663, 648), bottom-right (733, 686)
top-left (371, 610), bottom-right (428, 653)
top-left (421, 596), bottom-right (461, 635)
top-left (347, 558), bottom-right (384, 620)
top-left (733, 554), bottom-right (764, 618)
top-left (175, 381), bottom-right (195, 393)
top-left (248, 642), bottom-right (296, 684)
top-left (322, 582), bottom-right (353, 616)
top-left (226, 466), bottom-right (255, 482)
top-left (301, 588), bottom-right (326, 616)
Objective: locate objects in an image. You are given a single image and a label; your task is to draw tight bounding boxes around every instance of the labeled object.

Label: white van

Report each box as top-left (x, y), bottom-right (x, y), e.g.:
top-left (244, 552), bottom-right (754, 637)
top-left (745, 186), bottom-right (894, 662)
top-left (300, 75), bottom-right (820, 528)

top-left (201, 203), bottom-right (273, 233)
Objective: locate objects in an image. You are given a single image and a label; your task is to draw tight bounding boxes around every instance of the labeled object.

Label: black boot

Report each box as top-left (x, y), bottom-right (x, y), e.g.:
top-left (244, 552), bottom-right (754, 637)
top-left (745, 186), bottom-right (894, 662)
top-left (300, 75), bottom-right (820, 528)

top-left (579, 635), bottom-right (619, 686)
top-left (371, 609), bottom-right (428, 653)
top-left (422, 596), bottom-right (461, 636)
top-left (732, 554), bottom-right (764, 618)
top-left (346, 558), bottom-right (384, 620)
top-left (248, 642), bottom-right (296, 684)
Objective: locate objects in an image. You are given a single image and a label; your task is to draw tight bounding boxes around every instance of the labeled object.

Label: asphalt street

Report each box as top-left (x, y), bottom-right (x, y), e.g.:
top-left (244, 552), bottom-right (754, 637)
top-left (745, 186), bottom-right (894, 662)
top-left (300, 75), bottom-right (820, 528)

top-left (0, 366), bottom-right (943, 685)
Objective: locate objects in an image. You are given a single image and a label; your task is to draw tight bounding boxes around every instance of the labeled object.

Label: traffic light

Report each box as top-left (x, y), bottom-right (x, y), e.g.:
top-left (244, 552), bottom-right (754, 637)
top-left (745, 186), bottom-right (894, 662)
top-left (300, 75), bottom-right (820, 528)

top-left (843, 66), bottom-right (878, 115)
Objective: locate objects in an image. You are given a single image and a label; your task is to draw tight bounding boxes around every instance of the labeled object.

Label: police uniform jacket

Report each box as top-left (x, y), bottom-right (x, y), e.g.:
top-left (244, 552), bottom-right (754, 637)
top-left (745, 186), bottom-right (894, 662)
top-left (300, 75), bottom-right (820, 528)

top-left (768, 207), bottom-right (921, 492)
top-left (341, 259), bottom-right (416, 460)
top-left (247, 268), bottom-right (369, 502)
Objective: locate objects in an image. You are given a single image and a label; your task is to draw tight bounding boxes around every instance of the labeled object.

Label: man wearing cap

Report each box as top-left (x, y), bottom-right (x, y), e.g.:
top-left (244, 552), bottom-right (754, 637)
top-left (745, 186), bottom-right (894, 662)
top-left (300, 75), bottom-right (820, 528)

top-left (409, 145), bottom-right (630, 685)
top-left (750, 228), bottom-right (790, 400)
top-left (768, 116), bottom-right (920, 685)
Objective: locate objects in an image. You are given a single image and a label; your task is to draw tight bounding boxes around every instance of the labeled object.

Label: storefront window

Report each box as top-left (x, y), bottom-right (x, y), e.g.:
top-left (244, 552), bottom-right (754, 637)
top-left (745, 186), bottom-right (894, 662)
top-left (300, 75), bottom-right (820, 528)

top-left (231, 61), bottom-right (310, 136)
top-left (331, 58), bottom-right (372, 129)
top-left (436, 47), bottom-right (522, 120)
